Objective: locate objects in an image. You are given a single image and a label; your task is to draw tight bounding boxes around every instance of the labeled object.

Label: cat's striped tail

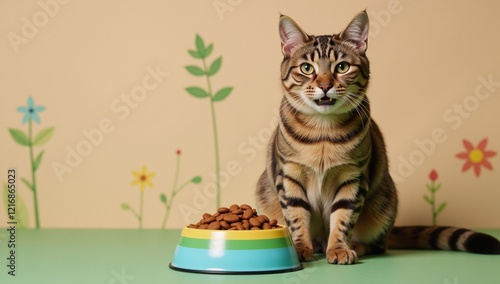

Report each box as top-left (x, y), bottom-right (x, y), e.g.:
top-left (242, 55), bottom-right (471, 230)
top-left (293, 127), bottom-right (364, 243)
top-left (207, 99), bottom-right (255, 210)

top-left (388, 226), bottom-right (500, 254)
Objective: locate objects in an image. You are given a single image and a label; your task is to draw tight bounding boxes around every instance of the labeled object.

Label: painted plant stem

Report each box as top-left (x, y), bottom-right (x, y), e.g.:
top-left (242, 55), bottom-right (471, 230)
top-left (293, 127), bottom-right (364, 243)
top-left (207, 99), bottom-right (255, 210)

top-left (127, 206), bottom-right (140, 221)
top-left (161, 153), bottom-right (181, 229)
top-left (28, 120), bottom-right (41, 228)
top-left (10, 96), bottom-right (54, 228)
top-left (424, 169), bottom-right (446, 226)
top-left (138, 189), bottom-right (144, 229)
top-left (429, 182), bottom-right (438, 225)
top-left (160, 150), bottom-right (202, 229)
top-left (185, 34), bottom-right (233, 210)
top-left (161, 180), bottom-right (191, 229)
top-left (202, 57), bottom-right (222, 209)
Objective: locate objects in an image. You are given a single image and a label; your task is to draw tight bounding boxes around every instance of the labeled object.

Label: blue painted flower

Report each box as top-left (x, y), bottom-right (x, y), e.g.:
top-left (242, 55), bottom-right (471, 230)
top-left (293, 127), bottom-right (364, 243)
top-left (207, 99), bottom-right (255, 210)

top-left (17, 97), bottom-right (45, 124)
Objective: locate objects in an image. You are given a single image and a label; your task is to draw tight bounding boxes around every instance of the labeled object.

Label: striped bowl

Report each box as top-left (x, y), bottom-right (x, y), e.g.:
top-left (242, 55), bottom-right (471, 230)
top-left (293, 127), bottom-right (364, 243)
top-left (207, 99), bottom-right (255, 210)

top-left (169, 226), bottom-right (302, 274)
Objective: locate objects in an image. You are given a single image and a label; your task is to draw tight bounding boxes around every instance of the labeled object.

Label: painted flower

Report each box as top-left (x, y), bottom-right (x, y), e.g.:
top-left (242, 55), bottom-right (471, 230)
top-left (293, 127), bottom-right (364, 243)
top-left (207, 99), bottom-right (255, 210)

top-left (17, 96), bottom-right (46, 124)
top-left (429, 169), bottom-right (438, 182)
top-left (176, 149), bottom-right (181, 155)
top-left (132, 166), bottom-right (156, 191)
top-left (456, 138), bottom-right (497, 177)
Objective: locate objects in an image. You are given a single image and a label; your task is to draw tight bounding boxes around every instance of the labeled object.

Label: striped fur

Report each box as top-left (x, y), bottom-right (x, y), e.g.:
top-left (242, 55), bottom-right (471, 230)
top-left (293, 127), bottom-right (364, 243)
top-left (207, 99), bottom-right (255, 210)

top-left (256, 11), bottom-right (500, 265)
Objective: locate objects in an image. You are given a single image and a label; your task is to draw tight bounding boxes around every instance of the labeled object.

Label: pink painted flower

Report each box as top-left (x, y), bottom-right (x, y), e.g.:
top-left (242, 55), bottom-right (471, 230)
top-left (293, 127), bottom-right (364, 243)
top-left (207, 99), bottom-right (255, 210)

top-left (455, 138), bottom-right (497, 177)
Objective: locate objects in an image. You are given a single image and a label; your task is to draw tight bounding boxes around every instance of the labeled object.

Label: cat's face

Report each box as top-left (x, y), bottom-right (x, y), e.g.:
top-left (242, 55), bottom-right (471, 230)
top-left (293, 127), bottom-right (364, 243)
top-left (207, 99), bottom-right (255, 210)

top-left (280, 12), bottom-right (370, 116)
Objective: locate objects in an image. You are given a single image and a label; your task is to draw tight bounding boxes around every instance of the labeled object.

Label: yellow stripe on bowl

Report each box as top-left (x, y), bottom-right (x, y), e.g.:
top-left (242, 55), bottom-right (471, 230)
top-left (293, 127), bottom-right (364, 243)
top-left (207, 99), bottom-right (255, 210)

top-left (181, 226), bottom-right (290, 240)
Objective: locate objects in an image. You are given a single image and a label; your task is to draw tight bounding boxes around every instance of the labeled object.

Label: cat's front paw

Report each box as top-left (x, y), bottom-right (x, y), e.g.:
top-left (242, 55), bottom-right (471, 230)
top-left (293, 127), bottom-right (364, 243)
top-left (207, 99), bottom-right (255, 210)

top-left (326, 247), bottom-right (358, 265)
top-left (294, 244), bottom-right (314, 262)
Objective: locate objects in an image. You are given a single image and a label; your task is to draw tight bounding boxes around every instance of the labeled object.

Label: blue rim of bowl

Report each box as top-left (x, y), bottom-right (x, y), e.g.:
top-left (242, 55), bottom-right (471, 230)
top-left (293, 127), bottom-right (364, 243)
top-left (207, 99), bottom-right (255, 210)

top-left (169, 262), bottom-right (303, 275)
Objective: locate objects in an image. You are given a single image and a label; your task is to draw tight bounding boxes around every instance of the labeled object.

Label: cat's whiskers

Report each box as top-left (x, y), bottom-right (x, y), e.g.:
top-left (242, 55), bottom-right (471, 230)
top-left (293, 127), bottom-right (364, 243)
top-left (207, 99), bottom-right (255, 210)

top-left (344, 96), bottom-right (364, 128)
top-left (344, 92), bottom-right (371, 129)
top-left (346, 93), bottom-right (370, 119)
top-left (351, 94), bottom-right (371, 127)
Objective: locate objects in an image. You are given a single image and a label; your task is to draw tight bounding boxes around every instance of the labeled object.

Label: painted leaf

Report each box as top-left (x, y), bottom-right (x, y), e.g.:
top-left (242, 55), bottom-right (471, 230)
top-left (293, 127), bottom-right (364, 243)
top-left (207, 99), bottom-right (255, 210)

top-left (204, 43), bottom-right (213, 58)
top-left (33, 127), bottom-right (55, 146)
top-left (436, 202), bottom-right (447, 215)
top-left (185, 65), bottom-right (205, 76)
top-left (21, 177), bottom-right (34, 191)
top-left (434, 183), bottom-right (442, 192)
top-left (212, 87), bottom-right (233, 102)
top-left (207, 57), bottom-right (222, 76)
top-left (195, 34), bottom-right (206, 58)
top-left (160, 193), bottom-right (167, 204)
top-left (121, 203), bottom-right (130, 210)
top-left (423, 195), bottom-right (432, 204)
top-left (8, 128), bottom-right (30, 146)
top-left (188, 49), bottom-right (202, 59)
top-left (3, 183), bottom-right (30, 228)
top-left (191, 176), bottom-right (202, 184)
top-left (33, 150), bottom-right (45, 172)
top-left (186, 87), bottom-right (210, 98)
top-left (425, 183), bottom-right (433, 192)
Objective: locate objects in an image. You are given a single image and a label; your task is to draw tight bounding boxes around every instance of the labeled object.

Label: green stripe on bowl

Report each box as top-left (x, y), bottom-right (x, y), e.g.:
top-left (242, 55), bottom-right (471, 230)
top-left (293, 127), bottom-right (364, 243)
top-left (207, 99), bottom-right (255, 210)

top-left (179, 237), bottom-right (293, 250)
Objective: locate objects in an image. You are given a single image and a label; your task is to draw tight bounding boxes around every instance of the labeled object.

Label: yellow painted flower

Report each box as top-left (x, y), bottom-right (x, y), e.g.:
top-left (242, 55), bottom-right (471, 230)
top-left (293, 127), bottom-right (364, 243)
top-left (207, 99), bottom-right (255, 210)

top-left (132, 166), bottom-right (156, 191)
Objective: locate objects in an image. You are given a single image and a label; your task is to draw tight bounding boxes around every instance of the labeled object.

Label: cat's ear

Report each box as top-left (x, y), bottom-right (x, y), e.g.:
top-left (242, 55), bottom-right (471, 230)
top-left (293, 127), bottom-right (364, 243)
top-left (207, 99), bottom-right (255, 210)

top-left (340, 11), bottom-right (369, 54)
top-left (279, 15), bottom-right (310, 57)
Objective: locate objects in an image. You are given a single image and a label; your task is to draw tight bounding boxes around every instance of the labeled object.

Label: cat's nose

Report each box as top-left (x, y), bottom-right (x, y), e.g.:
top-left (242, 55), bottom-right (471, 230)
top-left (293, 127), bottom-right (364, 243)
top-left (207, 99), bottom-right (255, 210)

top-left (318, 84), bottom-right (333, 94)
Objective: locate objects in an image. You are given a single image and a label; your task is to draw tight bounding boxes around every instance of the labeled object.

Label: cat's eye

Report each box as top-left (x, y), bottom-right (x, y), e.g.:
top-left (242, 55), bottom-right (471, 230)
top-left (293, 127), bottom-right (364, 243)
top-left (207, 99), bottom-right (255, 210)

top-left (300, 63), bottom-right (315, 75)
top-left (336, 62), bottom-right (350, 74)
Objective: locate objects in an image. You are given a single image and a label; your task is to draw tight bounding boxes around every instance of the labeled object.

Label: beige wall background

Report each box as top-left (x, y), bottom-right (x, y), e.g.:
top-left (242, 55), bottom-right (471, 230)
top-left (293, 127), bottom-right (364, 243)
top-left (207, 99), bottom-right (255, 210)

top-left (1, 0), bottom-right (499, 229)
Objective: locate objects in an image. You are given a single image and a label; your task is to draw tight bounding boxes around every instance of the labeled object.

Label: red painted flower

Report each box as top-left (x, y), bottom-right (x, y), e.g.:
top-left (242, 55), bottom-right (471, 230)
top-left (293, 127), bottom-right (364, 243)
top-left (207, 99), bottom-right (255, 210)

top-left (455, 138), bottom-right (497, 177)
top-left (176, 149), bottom-right (182, 155)
top-left (429, 169), bottom-right (438, 182)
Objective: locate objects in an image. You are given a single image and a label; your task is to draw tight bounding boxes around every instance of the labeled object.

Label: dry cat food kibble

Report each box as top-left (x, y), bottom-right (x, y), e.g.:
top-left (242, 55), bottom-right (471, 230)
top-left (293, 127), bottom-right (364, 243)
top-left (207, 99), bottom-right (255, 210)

top-left (188, 204), bottom-right (279, 230)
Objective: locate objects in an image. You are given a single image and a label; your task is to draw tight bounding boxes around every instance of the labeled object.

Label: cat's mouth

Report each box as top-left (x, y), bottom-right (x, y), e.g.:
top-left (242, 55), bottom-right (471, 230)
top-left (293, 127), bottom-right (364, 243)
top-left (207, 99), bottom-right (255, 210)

top-left (314, 96), bottom-right (336, 106)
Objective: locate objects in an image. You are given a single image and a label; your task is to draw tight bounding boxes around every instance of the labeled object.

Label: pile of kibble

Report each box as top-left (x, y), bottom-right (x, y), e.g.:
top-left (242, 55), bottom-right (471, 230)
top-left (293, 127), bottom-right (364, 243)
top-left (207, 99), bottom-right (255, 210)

top-left (188, 204), bottom-right (279, 230)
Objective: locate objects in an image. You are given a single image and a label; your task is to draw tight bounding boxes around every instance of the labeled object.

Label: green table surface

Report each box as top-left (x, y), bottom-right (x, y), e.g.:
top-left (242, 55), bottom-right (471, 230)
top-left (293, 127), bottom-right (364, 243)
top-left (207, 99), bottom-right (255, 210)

top-left (1, 228), bottom-right (499, 284)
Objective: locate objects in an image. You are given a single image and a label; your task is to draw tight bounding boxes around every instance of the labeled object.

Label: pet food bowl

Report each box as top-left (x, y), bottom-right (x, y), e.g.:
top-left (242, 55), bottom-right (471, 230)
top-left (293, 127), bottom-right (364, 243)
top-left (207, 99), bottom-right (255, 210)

top-left (169, 226), bottom-right (302, 274)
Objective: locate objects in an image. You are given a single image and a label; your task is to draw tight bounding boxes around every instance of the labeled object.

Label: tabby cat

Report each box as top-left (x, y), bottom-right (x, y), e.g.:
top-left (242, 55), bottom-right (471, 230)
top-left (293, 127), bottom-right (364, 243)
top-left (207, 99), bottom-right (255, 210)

top-left (256, 11), bottom-right (500, 264)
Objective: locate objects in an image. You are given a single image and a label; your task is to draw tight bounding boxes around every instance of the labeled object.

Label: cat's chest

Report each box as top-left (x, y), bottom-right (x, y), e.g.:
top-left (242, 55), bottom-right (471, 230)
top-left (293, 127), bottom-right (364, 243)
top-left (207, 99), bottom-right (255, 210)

top-left (295, 142), bottom-right (352, 172)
